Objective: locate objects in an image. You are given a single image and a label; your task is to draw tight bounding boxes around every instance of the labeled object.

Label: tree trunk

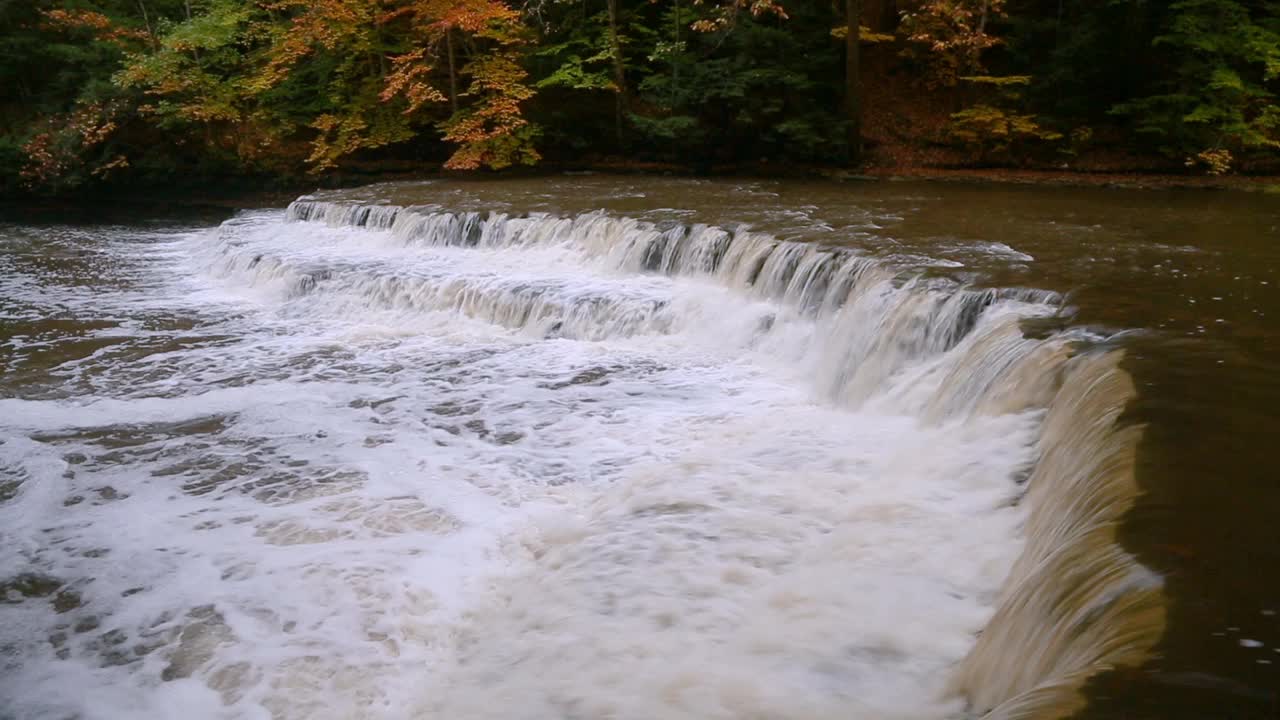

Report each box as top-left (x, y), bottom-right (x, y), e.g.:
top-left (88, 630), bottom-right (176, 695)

top-left (184, 1), bottom-right (202, 64)
top-left (863, 0), bottom-right (895, 32)
top-left (375, 0), bottom-right (388, 78)
top-left (606, 0), bottom-right (628, 147)
top-left (446, 28), bottom-right (459, 116)
top-left (136, 0), bottom-right (157, 49)
top-left (671, 0), bottom-right (679, 107)
top-left (1055, 0), bottom-right (1064, 46)
top-left (845, 0), bottom-right (863, 163)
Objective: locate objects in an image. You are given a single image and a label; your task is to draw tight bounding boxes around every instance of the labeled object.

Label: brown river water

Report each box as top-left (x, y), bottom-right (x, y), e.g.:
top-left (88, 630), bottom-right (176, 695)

top-left (1, 177), bottom-right (1277, 719)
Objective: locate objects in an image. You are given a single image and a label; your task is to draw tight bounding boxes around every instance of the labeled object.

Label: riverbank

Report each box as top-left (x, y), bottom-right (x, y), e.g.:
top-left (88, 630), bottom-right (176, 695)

top-left (841, 165), bottom-right (1280, 191)
top-left (4, 163), bottom-right (1278, 223)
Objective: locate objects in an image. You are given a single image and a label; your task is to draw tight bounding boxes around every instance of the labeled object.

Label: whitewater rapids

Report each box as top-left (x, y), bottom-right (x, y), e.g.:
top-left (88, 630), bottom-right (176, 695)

top-left (0, 193), bottom-right (1162, 720)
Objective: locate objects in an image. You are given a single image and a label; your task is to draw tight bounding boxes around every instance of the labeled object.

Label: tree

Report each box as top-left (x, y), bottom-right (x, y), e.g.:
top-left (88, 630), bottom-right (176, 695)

top-left (900, 0), bottom-right (1007, 87)
top-left (847, 0), bottom-right (862, 161)
top-left (623, 0), bottom-right (840, 165)
top-left (116, 0), bottom-right (282, 167)
top-left (380, 0), bottom-right (540, 169)
top-left (11, 3), bottom-right (159, 190)
top-left (1111, 0), bottom-right (1280, 172)
top-left (606, 0), bottom-right (629, 146)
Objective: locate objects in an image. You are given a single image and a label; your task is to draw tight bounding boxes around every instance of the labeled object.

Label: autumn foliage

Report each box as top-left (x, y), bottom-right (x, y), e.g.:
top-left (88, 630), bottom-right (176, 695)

top-left (106, 0), bottom-right (540, 175)
top-left (3, 0), bottom-right (1279, 192)
top-left (379, 0), bottom-right (539, 169)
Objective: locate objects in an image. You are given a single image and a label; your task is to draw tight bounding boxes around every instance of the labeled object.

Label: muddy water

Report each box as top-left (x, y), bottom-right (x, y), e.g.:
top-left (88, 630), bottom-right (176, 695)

top-left (1, 178), bottom-right (1277, 719)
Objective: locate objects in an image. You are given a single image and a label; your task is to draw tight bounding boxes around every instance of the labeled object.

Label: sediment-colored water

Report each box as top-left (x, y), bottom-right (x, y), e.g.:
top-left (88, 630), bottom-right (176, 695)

top-left (2, 177), bottom-right (1276, 719)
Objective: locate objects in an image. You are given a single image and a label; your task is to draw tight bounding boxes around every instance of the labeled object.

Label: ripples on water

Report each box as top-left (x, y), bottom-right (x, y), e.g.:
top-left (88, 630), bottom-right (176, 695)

top-left (0, 178), bottom-right (1274, 719)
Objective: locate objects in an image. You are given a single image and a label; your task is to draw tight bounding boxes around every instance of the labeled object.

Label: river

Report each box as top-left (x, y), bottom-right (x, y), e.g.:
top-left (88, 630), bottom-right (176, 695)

top-left (1, 177), bottom-right (1277, 719)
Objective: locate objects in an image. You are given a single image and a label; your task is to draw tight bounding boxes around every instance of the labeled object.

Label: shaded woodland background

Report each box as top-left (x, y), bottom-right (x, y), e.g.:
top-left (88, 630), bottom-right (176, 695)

top-left (2, 0), bottom-right (1278, 196)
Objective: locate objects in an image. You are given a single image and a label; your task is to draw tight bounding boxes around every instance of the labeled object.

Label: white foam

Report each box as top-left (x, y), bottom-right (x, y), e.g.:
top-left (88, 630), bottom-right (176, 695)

top-left (0, 206), bottom-right (1055, 719)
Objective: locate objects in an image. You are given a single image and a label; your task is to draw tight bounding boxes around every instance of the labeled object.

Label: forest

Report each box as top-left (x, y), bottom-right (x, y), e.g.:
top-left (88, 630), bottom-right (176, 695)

top-left (2, 0), bottom-right (1279, 195)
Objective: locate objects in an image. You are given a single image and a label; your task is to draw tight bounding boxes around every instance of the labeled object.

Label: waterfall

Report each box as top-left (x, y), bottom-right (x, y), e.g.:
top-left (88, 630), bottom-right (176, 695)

top-left (202, 196), bottom-right (1172, 717)
top-left (947, 352), bottom-right (1165, 718)
top-left (266, 202), bottom-right (1068, 415)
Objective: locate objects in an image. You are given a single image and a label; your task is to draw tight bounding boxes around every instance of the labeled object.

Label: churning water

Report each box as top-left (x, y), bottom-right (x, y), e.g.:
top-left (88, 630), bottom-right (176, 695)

top-left (4, 178), bottom-right (1274, 720)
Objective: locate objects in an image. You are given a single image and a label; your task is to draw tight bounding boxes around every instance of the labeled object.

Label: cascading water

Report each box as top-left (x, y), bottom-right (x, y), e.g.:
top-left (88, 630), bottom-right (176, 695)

top-left (282, 198), bottom-right (1167, 716)
top-left (0, 193), bottom-right (1163, 720)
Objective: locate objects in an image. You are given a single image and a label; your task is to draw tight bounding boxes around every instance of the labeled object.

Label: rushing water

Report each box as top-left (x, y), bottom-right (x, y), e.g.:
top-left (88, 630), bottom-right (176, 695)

top-left (0, 177), bottom-right (1276, 720)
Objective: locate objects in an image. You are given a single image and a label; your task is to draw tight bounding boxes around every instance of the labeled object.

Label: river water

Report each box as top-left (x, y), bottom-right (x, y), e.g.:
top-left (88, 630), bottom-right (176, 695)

top-left (1, 177), bottom-right (1276, 719)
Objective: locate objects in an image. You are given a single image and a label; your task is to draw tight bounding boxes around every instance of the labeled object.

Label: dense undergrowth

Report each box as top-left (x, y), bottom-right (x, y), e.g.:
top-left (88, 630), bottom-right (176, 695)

top-left (2, 0), bottom-right (1278, 197)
